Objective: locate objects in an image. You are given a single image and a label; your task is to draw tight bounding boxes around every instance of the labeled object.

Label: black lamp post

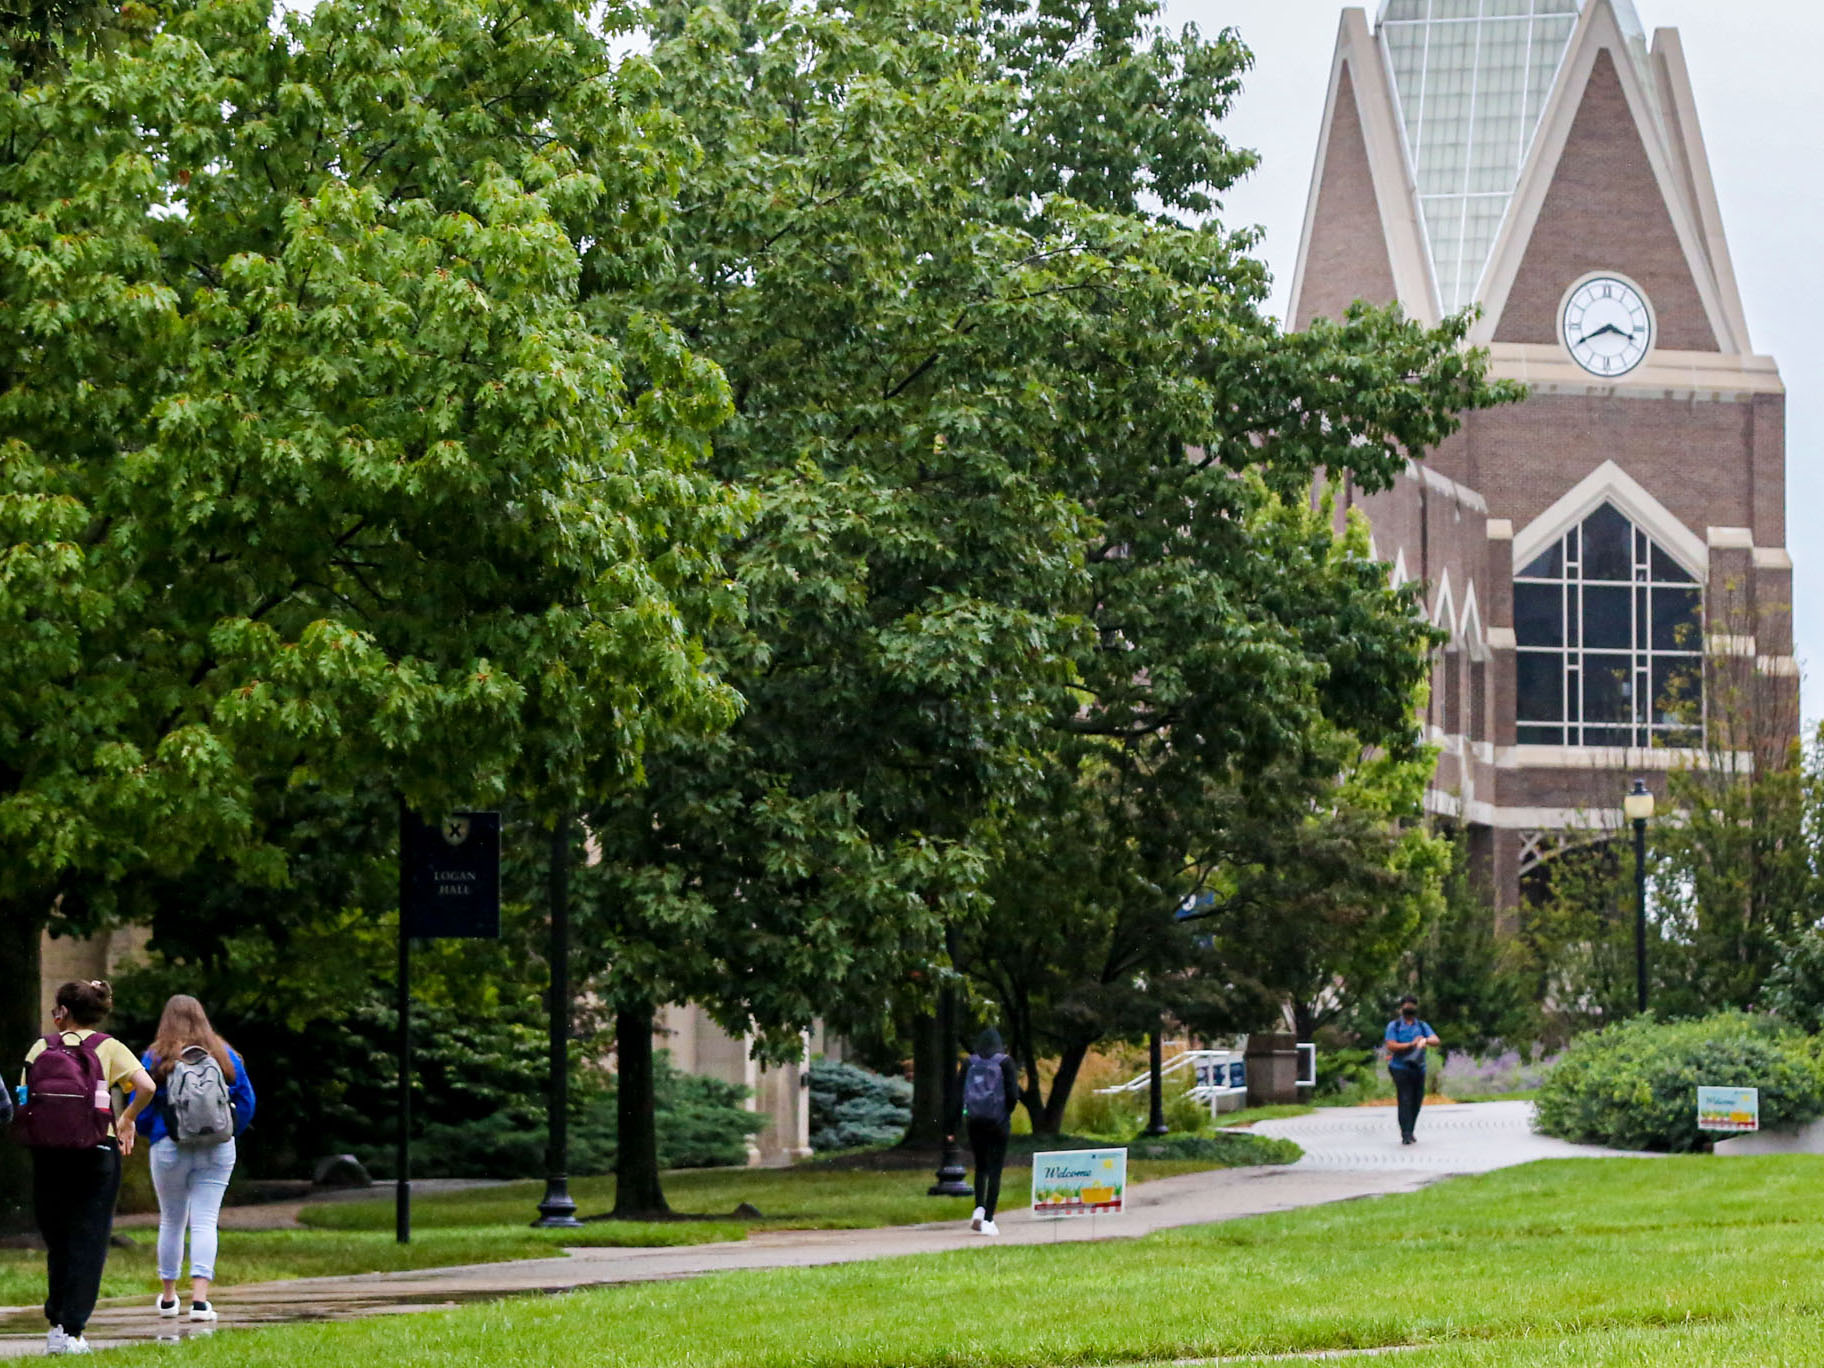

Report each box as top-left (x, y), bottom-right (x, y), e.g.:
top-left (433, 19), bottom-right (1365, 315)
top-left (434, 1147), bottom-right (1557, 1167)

top-left (928, 985), bottom-right (972, 1197)
top-left (1144, 1026), bottom-right (1169, 1136)
top-left (534, 816), bottom-right (582, 1228)
top-left (1623, 779), bottom-right (1655, 1015)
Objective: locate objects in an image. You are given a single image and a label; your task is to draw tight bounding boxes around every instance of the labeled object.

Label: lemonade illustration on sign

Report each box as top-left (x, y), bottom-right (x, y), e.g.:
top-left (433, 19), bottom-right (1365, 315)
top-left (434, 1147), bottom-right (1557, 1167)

top-left (1031, 1148), bottom-right (1127, 1217)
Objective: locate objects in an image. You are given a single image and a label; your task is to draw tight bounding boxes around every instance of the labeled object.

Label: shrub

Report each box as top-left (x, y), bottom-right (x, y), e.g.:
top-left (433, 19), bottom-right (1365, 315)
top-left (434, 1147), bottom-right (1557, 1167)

top-left (1314, 1046), bottom-right (1379, 1098)
top-left (354, 1052), bottom-right (764, 1178)
top-left (1763, 930), bottom-right (1824, 1033)
top-left (808, 1059), bottom-right (913, 1152)
top-left (1436, 1047), bottom-right (1559, 1099)
top-left (1533, 1012), bottom-right (1824, 1152)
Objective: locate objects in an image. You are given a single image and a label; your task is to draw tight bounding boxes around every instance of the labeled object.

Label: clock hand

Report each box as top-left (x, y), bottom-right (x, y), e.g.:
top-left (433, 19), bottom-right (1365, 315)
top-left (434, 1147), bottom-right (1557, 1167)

top-left (1578, 323), bottom-right (1634, 344)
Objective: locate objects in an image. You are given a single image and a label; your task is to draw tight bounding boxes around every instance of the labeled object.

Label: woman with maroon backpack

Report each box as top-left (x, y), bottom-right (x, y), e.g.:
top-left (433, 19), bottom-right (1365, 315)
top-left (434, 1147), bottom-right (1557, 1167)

top-left (15, 981), bottom-right (155, 1356)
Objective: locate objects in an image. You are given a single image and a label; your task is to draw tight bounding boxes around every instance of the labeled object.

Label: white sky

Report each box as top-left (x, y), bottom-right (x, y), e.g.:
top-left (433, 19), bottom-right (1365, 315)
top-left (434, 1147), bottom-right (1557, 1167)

top-left (1165, 1), bottom-right (1820, 713)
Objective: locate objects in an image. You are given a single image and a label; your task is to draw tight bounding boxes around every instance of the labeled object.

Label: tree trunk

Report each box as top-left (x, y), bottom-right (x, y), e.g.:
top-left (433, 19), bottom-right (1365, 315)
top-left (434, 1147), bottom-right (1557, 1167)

top-left (1292, 1000), bottom-right (1317, 1044)
top-left (0, 909), bottom-right (41, 1230)
top-left (900, 1009), bottom-right (946, 1147)
top-left (611, 1001), bottom-right (669, 1218)
top-left (1036, 1038), bottom-right (1092, 1135)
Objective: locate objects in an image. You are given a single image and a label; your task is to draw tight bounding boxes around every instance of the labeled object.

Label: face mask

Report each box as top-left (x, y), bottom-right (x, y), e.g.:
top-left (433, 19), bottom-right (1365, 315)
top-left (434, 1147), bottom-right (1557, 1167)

top-left (1402, 1008), bottom-right (1418, 1019)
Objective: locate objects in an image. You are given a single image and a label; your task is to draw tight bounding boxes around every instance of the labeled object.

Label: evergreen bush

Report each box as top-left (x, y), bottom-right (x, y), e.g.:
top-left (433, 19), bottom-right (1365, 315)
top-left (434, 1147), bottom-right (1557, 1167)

top-left (808, 1059), bottom-right (913, 1151)
top-left (1533, 1012), bottom-right (1824, 1152)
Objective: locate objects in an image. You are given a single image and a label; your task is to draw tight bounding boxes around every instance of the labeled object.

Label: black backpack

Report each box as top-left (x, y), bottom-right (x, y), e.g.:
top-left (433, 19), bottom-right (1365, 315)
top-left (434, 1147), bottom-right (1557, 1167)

top-left (963, 1053), bottom-right (1009, 1124)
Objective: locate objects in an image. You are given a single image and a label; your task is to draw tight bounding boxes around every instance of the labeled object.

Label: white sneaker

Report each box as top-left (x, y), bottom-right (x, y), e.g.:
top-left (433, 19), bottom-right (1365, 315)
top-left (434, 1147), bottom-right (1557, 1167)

top-left (970, 1206), bottom-right (985, 1232)
top-left (156, 1296), bottom-right (180, 1319)
top-left (189, 1302), bottom-right (218, 1322)
top-left (61, 1335), bottom-right (91, 1355)
top-left (979, 1219), bottom-right (1000, 1237)
top-left (45, 1326), bottom-right (68, 1354)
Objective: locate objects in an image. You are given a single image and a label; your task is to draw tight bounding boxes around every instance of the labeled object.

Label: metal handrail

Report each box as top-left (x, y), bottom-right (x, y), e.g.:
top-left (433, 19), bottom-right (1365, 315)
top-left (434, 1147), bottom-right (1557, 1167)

top-left (1094, 1043), bottom-right (1317, 1098)
top-left (1095, 1049), bottom-right (1237, 1095)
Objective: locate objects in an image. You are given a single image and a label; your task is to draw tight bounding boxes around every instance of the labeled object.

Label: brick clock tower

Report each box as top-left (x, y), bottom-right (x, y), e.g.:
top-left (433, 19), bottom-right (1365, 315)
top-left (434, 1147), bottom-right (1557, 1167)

top-left (1290, 0), bottom-right (1795, 915)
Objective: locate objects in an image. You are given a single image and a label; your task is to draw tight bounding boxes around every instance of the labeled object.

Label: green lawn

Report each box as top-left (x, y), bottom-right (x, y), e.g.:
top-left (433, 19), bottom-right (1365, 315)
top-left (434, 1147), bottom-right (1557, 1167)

top-left (89, 1156), bottom-right (1824, 1367)
top-left (0, 1135), bottom-right (1288, 1309)
top-left (299, 1144), bottom-right (1277, 1233)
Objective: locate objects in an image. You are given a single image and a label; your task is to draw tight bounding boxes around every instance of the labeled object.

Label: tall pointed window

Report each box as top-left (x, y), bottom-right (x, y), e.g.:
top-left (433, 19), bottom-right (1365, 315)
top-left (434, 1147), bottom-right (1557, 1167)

top-left (1514, 503), bottom-right (1702, 747)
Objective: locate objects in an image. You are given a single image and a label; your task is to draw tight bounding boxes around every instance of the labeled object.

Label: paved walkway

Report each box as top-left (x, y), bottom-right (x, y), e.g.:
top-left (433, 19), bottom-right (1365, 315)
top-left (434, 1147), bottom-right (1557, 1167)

top-left (0, 1101), bottom-right (1645, 1357)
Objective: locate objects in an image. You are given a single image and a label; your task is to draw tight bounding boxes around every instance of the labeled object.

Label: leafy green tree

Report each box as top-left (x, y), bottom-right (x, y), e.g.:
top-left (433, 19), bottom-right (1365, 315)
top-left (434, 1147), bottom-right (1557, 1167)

top-left (0, 0), bottom-right (739, 1219)
top-left (1209, 724), bottom-right (1449, 1045)
top-left (572, 0), bottom-right (1513, 1197)
top-left (1513, 636), bottom-right (1814, 1037)
top-left (1362, 831), bottom-right (1534, 1057)
top-left (1647, 654), bottom-right (1817, 1016)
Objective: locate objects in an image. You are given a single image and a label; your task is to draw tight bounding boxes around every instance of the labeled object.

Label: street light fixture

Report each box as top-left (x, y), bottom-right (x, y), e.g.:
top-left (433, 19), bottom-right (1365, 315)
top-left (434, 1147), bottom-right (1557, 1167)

top-left (1623, 779), bottom-right (1655, 1014)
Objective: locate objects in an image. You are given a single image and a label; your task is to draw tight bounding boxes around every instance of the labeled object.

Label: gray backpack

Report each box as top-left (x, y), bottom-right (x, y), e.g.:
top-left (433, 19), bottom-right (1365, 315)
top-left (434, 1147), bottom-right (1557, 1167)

top-left (167, 1046), bottom-right (234, 1148)
top-left (963, 1053), bottom-right (1009, 1124)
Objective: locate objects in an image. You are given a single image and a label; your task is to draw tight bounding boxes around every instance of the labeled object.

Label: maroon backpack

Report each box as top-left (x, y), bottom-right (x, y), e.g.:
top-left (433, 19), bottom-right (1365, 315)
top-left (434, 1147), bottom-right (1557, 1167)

top-left (14, 1033), bottom-right (113, 1149)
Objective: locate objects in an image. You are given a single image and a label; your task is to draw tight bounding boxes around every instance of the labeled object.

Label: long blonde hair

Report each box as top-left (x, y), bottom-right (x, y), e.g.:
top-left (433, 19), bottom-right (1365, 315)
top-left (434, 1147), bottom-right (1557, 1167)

top-left (149, 994), bottom-right (237, 1082)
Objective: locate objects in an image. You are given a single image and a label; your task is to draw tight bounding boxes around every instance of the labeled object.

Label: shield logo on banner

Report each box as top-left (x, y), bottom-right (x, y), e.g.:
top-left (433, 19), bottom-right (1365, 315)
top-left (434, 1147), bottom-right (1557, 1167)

top-left (442, 815), bottom-right (471, 847)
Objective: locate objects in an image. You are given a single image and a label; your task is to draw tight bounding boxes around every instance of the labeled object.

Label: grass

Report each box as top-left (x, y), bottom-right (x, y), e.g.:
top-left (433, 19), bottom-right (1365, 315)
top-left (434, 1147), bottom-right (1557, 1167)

top-left (90, 1155), bottom-right (1824, 1367)
top-left (300, 1139), bottom-right (1281, 1233)
top-left (1215, 1103), bottom-right (1316, 1127)
top-left (0, 1134), bottom-right (1287, 1310)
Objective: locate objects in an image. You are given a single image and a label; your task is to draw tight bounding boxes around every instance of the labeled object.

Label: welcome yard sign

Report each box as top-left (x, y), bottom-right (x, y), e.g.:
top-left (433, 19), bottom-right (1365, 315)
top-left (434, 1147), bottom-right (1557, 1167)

top-left (1697, 1086), bottom-right (1759, 1133)
top-left (1031, 1148), bottom-right (1127, 1218)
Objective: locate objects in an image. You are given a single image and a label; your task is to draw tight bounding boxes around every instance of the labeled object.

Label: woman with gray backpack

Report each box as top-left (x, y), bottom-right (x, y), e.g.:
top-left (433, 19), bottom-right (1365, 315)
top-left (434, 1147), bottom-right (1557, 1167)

top-left (136, 995), bottom-right (256, 1323)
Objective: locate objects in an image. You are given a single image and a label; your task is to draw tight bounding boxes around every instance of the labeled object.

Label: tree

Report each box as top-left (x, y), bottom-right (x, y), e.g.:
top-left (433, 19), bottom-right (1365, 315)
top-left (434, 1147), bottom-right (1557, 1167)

top-left (961, 573), bottom-right (1451, 1131)
top-left (570, 0), bottom-right (1515, 1199)
top-left (1208, 725), bottom-right (1449, 1046)
top-left (1511, 610), bottom-right (1814, 1036)
top-left (0, 0), bottom-right (739, 1218)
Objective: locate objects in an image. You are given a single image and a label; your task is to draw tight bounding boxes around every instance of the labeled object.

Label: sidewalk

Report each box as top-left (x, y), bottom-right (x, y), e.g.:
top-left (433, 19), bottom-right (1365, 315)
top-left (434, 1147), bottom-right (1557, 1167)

top-left (0, 1101), bottom-right (1645, 1357)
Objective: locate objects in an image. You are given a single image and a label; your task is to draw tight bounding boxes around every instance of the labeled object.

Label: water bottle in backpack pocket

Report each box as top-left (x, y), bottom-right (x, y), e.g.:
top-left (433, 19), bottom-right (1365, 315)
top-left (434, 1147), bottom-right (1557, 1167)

top-left (962, 1053), bottom-right (1009, 1125)
top-left (14, 1033), bottom-right (113, 1149)
top-left (167, 1046), bottom-right (235, 1148)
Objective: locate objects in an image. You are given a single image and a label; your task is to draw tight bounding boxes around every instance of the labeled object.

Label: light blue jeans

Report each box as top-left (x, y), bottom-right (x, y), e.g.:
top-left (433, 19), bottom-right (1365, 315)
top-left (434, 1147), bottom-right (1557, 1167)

top-left (149, 1138), bottom-right (236, 1281)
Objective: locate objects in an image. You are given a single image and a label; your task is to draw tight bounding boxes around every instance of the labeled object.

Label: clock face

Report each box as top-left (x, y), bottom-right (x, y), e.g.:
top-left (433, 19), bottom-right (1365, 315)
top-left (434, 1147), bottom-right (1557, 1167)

top-left (1562, 276), bottom-right (1652, 376)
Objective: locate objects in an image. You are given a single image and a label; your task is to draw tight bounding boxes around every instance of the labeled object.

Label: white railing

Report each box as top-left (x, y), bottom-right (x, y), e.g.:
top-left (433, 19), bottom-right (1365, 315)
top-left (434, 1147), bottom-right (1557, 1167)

top-left (1094, 1044), bottom-right (1317, 1115)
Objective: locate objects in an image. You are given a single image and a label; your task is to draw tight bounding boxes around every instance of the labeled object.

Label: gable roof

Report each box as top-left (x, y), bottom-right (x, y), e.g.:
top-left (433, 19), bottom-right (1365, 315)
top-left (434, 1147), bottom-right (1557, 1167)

top-left (1471, 0), bottom-right (1742, 351)
top-left (1288, 9), bottom-right (1439, 328)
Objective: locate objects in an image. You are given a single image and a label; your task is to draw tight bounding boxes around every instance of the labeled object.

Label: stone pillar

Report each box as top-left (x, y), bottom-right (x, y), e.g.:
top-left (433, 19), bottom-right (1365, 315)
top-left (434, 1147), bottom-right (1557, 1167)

top-left (1243, 1033), bottom-right (1299, 1107)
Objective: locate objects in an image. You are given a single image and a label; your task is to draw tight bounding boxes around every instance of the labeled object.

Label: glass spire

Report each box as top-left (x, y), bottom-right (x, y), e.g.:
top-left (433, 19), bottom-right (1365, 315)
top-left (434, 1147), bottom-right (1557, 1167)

top-left (1376, 1), bottom-right (1638, 313)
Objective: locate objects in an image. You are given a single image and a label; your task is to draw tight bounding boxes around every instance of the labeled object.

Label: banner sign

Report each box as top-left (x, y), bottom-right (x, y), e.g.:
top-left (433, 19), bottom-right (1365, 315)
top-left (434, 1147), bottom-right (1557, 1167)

top-left (401, 809), bottom-right (501, 938)
top-left (1696, 1085), bottom-right (1759, 1132)
top-left (1031, 1147), bottom-right (1127, 1218)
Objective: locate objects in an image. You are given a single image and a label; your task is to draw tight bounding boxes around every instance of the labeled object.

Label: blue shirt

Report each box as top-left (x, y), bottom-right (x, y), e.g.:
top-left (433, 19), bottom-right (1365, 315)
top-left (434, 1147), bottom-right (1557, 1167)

top-left (135, 1046), bottom-right (255, 1144)
top-left (1385, 1018), bottom-right (1434, 1074)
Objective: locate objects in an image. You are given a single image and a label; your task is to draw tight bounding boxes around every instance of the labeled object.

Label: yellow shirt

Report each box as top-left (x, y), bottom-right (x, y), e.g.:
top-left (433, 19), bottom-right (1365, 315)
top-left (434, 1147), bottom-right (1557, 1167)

top-left (22, 1029), bottom-right (143, 1139)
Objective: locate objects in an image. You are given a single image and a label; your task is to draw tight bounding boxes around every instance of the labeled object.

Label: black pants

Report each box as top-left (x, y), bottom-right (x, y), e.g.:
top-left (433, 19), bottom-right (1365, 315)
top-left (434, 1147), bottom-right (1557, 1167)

top-left (967, 1119), bottom-right (1010, 1219)
top-left (33, 1142), bottom-right (121, 1336)
top-left (1392, 1069), bottom-right (1426, 1140)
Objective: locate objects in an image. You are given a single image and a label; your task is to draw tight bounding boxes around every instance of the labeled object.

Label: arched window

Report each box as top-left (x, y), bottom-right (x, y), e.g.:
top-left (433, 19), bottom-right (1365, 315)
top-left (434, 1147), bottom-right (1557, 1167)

top-left (1514, 502), bottom-right (1702, 747)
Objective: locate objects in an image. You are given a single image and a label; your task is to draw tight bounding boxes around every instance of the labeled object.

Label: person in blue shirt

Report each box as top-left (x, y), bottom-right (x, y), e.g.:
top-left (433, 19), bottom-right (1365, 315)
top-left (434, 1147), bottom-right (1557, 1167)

top-left (1384, 995), bottom-right (1439, 1145)
top-left (136, 995), bottom-right (255, 1324)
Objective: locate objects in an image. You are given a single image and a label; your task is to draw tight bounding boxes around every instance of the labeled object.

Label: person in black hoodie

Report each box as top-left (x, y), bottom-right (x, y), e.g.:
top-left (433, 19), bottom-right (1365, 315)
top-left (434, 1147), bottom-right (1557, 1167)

top-left (949, 1028), bottom-right (1022, 1236)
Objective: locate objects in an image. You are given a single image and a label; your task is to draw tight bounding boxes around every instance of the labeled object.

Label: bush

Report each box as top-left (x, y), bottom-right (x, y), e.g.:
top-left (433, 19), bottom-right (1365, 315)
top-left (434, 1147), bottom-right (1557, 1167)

top-left (355, 1052), bottom-right (764, 1179)
top-left (1764, 930), bottom-right (1824, 1033)
top-left (1314, 1046), bottom-right (1379, 1098)
top-left (808, 1059), bottom-right (913, 1151)
top-left (1533, 1012), bottom-right (1824, 1152)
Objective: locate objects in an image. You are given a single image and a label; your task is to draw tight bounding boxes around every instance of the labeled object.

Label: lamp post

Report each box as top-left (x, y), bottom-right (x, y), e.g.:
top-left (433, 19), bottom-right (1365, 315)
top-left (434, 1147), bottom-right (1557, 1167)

top-left (1144, 1026), bottom-right (1169, 1136)
top-left (1623, 779), bottom-right (1655, 1014)
top-left (928, 985), bottom-right (972, 1197)
top-left (534, 815), bottom-right (581, 1228)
